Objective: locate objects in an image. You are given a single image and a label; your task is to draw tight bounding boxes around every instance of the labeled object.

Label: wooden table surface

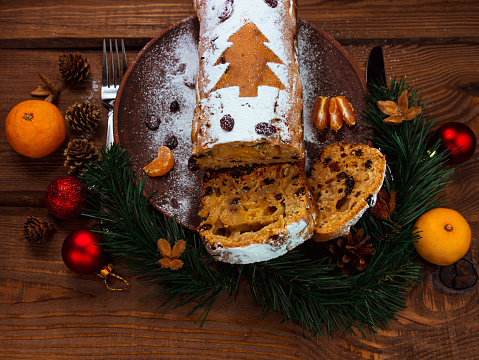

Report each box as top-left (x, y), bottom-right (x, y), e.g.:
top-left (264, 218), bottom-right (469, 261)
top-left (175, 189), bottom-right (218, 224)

top-left (1, 1), bottom-right (478, 359)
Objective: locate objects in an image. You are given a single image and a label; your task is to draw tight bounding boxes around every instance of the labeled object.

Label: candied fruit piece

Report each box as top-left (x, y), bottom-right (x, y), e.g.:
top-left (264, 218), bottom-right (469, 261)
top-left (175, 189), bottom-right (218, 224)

top-left (143, 146), bottom-right (175, 177)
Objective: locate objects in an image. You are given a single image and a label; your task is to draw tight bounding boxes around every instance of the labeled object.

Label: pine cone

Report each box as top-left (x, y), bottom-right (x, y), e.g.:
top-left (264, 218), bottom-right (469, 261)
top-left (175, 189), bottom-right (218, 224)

top-left (65, 101), bottom-right (101, 133)
top-left (59, 53), bottom-right (90, 84)
top-left (325, 228), bottom-right (376, 276)
top-left (64, 139), bottom-right (99, 175)
top-left (23, 216), bottom-right (54, 244)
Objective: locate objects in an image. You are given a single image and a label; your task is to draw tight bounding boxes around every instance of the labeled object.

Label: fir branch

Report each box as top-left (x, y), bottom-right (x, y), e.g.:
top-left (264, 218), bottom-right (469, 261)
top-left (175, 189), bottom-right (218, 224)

top-left (78, 76), bottom-right (453, 339)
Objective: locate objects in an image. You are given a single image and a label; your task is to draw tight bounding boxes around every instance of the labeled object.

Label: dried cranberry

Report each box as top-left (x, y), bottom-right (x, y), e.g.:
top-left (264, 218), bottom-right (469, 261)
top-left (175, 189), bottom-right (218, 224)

top-left (295, 187), bottom-right (306, 196)
top-left (264, 0), bottom-right (278, 8)
top-left (344, 176), bottom-right (355, 196)
top-left (188, 157), bottom-right (199, 171)
top-left (218, 0), bottom-right (234, 21)
top-left (170, 100), bottom-right (180, 113)
top-left (145, 113), bottom-right (161, 130)
top-left (204, 186), bottom-right (213, 196)
top-left (263, 178), bottom-right (275, 185)
top-left (220, 114), bottom-right (234, 132)
top-left (329, 162), bottom-right (341, 172)
top-left (255, 122), bottom-right (277, 136)
top-left (164, 134), bottom-right (178, 150)
top-left (231, 197), bottom-right (240, 205)
top-left (365, 159), bottom-right (373, 169)
top-left (337, 172), bottom-right (349, 180)
top-left (275, 194), bottom-right (282, 200)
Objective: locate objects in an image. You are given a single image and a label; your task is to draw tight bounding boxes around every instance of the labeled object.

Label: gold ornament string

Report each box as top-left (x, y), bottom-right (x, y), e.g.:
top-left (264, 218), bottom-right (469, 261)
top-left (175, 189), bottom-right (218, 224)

top-left (97, 263), bottom-right (129, 291)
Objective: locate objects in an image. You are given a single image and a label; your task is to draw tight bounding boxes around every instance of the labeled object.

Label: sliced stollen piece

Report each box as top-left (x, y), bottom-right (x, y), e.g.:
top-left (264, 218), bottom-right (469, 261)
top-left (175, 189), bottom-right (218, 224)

top-left (198, 163), bottom-right (316, 264)
top-left (308, 143), bottom-right (386, 242)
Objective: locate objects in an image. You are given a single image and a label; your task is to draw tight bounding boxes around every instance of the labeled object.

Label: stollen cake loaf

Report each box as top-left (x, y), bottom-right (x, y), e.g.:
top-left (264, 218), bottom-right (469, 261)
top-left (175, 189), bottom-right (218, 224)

top-left (191, 0), bottom-right (304, 169)
top-left (198, 163), bottom-right (316, 264)
top-left (308, 143), bottom-right (386, 242)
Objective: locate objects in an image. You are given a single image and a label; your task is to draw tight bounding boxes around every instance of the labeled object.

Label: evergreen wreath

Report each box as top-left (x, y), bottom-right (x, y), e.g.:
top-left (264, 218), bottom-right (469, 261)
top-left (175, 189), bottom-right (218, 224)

top-left (80, 77), bottom-right (453, 338)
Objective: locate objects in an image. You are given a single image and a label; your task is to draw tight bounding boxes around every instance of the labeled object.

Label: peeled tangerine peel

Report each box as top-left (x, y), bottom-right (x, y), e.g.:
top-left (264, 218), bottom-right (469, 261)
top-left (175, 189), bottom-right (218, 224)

top-left (313, 95), bottom-right (356, 131)
top-left (143, 146), bottom-right (175, 177)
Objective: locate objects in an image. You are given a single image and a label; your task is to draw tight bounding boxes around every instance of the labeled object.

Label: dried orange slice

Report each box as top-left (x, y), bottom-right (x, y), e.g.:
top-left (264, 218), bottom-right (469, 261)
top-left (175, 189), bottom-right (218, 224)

top-left (143, 146), bottom-right (175, 177)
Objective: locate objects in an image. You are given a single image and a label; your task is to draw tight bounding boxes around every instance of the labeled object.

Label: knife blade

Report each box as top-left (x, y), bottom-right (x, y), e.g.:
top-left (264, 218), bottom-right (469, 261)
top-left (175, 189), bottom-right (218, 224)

top-left (366, 46), bottom-right (386, 87)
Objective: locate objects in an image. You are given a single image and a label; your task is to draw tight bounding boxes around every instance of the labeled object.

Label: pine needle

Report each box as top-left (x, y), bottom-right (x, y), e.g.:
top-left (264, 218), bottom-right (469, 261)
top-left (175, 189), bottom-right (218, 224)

top-left (78, 77), bottom-right (453, 338)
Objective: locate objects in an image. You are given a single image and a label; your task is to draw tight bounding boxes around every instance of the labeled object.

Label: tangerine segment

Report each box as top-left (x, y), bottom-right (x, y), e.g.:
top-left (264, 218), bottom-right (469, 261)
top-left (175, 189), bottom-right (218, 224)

top-left (336, 96), bottom-right (356, 126)
top-left (329, 97), bottom-right (343, 131)
top-left (413, 208), bottom-right (471, 266)
top-left (143, 146), bottom-right (175, 177)
top-left (5, 100), bottom-right (66, 158)
top-left (312, 96), bottom-right (330, 130)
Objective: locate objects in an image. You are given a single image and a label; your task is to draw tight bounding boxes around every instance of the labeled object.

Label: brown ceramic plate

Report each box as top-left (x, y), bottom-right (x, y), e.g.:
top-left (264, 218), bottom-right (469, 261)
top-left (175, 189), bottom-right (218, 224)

top-left (114, 16), bottom-right (367, 232)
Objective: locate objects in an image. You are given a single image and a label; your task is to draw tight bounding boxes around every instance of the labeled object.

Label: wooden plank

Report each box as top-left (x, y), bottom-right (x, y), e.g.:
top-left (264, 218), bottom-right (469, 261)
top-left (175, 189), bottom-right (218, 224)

top-left (0, 0), bottom-right (478, 49)
top-left (1, 1), bottom-right (478, 358)
top-left (1, 43), bottom-right (478, 202)
top-left (0, 205), bottom-right (478, 359)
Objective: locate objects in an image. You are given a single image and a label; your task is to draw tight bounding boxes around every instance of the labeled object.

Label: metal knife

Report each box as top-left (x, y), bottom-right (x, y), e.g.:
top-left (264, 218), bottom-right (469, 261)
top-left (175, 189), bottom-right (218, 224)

top-left (366, 46), bottom-right (387, 87)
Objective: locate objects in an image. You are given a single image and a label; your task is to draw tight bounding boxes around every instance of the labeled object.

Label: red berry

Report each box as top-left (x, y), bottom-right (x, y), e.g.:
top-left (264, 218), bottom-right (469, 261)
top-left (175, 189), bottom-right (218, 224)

top-left (255, 122), bottom-right (277, 136)
top-left (145, 113), bottom-right (161, 130)
top-left (264, 0), bottom-right (278, 8)
top-left (220, 114), bottom-right (235, 132)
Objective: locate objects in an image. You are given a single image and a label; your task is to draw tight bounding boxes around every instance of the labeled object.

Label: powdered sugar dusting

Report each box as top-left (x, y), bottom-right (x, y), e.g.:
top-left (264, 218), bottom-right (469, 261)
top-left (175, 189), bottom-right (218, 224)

top-left (298, 19), bottom-right (369, 171)
top-left (206, 218), bottom-right (313, 264)
top-left (192, 0), bottom-right (302, 154)
top-left (117, 19), bottom-right (202, 226)
top-left (116, 17), bottom-right (367, 229)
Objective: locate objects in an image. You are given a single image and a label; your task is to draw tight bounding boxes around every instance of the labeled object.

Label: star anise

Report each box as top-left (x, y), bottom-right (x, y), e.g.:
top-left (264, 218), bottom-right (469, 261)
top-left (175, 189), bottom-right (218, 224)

top-left (326, 228), bottom-right (376, 276)
top-left (377, 90), bottom-right (422, 125)
top-left (371, 189), bottom-right (397, 220)
top-left (157, 238), bottom-right (186, 270)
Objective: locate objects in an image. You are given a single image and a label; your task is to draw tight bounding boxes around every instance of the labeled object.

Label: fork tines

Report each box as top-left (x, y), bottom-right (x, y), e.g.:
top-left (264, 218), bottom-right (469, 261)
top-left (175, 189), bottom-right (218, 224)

top-left (102, 39), bottom-right (127, 88)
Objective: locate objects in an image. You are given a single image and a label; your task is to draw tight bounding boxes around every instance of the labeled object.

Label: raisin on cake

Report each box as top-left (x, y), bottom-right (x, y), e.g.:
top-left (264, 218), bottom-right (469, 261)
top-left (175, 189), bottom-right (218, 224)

top-left (191, 0), bottom-right (304, 170)
top-left (308, 143), bottom-right (386, 242)
top-left (198, 163), bottom-right (316, 264)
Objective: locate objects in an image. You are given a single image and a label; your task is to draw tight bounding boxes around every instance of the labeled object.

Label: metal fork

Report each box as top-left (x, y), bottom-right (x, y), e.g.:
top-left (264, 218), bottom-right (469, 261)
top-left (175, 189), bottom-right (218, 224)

top-left (102, 39), bottom-right (127, 148)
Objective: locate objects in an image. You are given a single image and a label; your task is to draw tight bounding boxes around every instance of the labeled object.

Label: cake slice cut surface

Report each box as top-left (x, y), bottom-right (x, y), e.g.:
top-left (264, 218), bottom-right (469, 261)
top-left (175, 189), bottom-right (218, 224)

top-left (308, 143), bottom-right (386, 242)
top-left (198, 163), bottom-right (316, 264)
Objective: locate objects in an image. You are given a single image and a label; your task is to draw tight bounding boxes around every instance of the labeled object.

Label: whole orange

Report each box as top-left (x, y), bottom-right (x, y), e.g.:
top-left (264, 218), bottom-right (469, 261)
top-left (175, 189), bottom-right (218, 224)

top-left (5, 100), bottom-right (66, 158)
top-left (413, 208), bottom-right (471, 266)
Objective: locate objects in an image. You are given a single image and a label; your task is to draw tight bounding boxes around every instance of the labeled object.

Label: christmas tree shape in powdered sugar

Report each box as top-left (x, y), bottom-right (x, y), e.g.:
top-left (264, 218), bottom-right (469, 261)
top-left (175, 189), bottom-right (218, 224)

top-left (211, 22), bottom-right (286, 97)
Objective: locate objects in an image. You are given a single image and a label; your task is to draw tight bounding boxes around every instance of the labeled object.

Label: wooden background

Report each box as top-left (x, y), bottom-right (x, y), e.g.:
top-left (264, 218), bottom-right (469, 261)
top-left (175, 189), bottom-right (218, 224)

top-left (0, 0), bottom-right (478, 359)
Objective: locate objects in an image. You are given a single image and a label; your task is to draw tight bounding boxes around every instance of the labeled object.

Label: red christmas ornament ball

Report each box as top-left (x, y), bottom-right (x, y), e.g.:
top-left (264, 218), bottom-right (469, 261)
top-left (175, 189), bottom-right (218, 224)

top-left (61, 228), bottom-right (105, 274)
top-left (434, 122), bottom-right (477, 164)
top-left (44, 175), bottom-right (87, 220)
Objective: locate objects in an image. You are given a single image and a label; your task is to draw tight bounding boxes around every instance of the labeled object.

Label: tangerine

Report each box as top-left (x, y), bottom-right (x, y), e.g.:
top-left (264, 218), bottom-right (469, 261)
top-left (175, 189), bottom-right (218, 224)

top-left (413, 208), bottom-right (471, 266)
top-left (5, 100), bottom-right (66, 158)
top-left (143, 146), bottom-right (175, 177)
